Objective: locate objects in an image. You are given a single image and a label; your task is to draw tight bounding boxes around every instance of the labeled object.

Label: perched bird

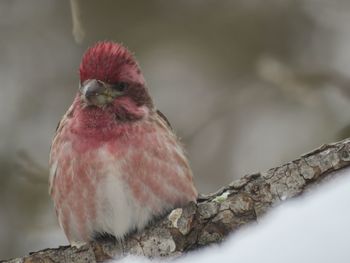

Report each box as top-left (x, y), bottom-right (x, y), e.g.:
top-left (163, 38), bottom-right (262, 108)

top-left (49, 42), bottom-right (197, 243)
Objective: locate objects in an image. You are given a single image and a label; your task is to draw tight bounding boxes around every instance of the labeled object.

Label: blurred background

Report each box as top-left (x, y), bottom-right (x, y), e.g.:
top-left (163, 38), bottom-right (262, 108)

top-left (1, 0), bottom-right (350, 259)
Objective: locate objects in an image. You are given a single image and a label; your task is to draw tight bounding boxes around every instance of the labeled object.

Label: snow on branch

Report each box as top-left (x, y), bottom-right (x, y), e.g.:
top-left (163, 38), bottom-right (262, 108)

top-left (3, 138), bottom-right (350, 263)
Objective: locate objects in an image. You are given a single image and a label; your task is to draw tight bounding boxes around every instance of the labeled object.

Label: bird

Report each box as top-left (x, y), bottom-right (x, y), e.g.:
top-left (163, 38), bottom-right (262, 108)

top-left (49, 41), bottom-right (198, 244)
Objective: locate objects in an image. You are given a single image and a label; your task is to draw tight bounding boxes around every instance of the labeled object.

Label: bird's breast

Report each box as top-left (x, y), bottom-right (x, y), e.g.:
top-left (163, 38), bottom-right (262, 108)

top-left (50, 133), bottom-right (158, 241)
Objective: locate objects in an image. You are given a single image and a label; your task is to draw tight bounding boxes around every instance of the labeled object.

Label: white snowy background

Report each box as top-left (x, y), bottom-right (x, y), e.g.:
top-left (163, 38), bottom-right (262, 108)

top-left (117, 168), bottom-right (350, 263)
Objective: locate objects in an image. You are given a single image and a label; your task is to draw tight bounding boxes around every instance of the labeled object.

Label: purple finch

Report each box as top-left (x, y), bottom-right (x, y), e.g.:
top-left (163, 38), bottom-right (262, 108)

top-left (49, 42), bottom-right (197, 243)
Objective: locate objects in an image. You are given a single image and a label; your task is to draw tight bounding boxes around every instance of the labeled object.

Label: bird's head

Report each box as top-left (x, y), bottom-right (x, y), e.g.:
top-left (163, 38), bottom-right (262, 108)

top-left (77, 42), bottom-right (153, 121)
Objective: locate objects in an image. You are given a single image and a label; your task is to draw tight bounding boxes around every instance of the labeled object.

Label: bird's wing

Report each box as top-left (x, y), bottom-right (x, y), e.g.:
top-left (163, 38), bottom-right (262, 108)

top-left (156, 109), bottom-right (172, 130)
top-left (49, 104), bottom-right (74, 194)
top-left (120, 112), bottom-right (197, 211)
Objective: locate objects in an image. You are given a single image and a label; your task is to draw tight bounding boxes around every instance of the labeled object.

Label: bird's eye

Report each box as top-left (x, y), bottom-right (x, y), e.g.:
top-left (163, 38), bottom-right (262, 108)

top-left (113, 82), bottom-right (128, 92)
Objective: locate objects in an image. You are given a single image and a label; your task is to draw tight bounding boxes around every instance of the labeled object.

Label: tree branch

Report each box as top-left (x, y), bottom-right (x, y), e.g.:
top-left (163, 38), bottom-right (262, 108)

top-left (3, 138), bottom-right (350, 263)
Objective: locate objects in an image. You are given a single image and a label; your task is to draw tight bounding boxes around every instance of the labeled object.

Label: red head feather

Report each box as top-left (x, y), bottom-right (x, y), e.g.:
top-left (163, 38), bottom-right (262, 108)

top-left (79, 42), bottom-right (145, 85)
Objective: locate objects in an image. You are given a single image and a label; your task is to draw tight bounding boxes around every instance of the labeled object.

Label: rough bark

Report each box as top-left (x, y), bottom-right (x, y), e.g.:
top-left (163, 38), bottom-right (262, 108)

top-left (3, 138), bottom-right (350, 263)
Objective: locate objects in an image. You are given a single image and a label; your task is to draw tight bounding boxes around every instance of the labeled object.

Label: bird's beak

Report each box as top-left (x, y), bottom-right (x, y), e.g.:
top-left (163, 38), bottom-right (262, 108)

top-left (79, 79), bottom-right (113, 107)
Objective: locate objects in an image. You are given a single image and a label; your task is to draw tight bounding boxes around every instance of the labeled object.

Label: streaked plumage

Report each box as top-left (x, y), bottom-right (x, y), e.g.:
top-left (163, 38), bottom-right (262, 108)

top-left (49, 42), bottom-right (197, 242)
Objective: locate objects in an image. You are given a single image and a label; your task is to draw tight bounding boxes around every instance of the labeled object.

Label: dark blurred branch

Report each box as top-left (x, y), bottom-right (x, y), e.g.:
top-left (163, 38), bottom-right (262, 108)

top-left (184, 87), bottom-right (236, 143)
top-left (15, 151), bottom-right (47, 185)
top-left (257, 55), bottom-right (350, 103)
top-left (3, 138), bottom-right (350, 262)
top-left (70, 0), bottom-right (85, 43)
